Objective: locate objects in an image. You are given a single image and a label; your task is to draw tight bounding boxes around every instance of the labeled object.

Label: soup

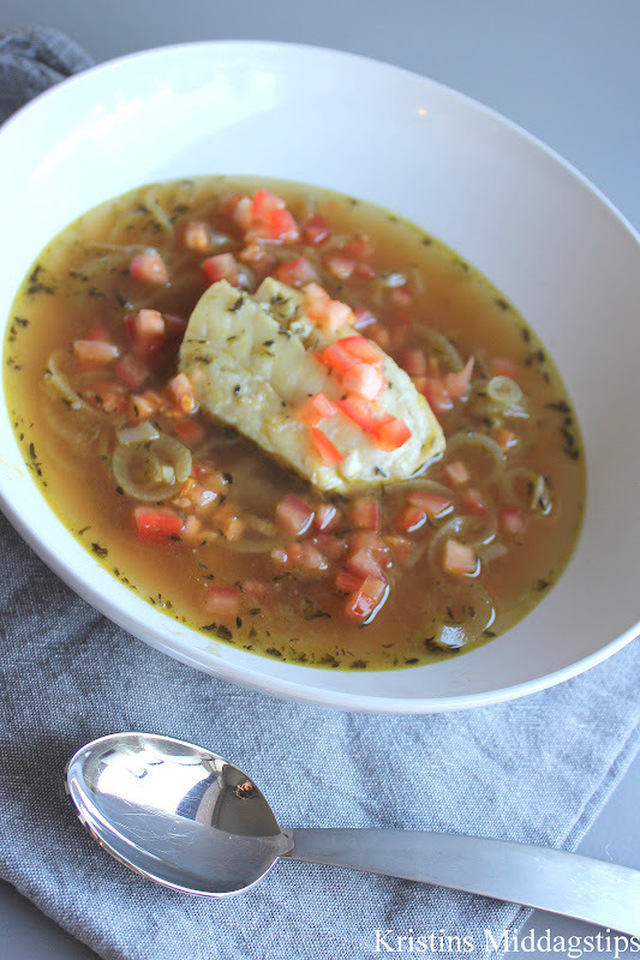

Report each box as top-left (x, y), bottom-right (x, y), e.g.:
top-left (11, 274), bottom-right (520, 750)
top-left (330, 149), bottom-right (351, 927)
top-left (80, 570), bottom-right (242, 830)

top-left (3, 176), bottom-right (584, 670)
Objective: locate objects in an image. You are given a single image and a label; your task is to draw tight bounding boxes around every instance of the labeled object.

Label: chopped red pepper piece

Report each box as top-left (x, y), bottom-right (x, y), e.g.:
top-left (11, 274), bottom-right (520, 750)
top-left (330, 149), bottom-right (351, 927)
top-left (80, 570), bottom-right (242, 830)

top-left (296, 392), bottom-right (339, 426)
top-left (130, 250), bottom-right (169, 285)
top-left (309, 427), bottom-right (344, 464)
top-left (375, 415), bottom-right (412, 451)
top-left (201, 252), bottom-right (239, 286)
top-left (345, 575), bottom-right (387, 622)
top-left (134, 507), bottom-right (183, 544)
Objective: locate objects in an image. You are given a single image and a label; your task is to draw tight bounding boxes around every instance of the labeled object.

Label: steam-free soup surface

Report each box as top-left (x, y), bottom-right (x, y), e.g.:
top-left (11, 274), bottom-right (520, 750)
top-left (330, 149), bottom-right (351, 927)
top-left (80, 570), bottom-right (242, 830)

top-left (4, 176), bottom-right (585, 670)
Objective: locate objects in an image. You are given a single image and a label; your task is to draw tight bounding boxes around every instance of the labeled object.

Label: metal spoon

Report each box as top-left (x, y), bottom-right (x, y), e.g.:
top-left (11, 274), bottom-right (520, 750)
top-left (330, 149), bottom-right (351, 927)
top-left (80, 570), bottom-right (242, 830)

top-left (66, 732), bottom-right (640, 934)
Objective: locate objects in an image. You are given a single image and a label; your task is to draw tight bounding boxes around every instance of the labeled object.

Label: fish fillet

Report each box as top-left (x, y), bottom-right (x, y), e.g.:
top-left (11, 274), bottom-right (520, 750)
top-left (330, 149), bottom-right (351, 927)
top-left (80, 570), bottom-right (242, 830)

top-left (178, 278), bottom-right (444, 493)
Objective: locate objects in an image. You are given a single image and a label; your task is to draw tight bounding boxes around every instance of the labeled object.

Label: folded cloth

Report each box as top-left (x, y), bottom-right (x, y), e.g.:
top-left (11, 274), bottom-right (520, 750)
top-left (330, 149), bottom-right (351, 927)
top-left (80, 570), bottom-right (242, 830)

top-left (0, 25), bottom-right (93, 122)
top-left (0, 26), bottom-right (639, 960)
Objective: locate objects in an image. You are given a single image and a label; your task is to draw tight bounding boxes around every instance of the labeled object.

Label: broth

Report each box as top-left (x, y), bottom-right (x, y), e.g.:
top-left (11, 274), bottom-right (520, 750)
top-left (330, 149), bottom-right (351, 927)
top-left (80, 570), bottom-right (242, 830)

top-left (4, 176), bottom-right (585, 670)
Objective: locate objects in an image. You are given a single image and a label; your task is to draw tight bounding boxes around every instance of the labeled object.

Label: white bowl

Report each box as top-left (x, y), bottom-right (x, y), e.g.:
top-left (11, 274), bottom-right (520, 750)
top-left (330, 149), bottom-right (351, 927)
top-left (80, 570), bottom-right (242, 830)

top-left (1, 41), bottom-right (639, 713)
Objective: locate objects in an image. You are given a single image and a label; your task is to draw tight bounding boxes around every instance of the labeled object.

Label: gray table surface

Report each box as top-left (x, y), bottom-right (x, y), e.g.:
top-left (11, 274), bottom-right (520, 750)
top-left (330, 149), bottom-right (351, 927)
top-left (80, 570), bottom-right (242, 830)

top-left (1, 2), bottom-right (639, 958)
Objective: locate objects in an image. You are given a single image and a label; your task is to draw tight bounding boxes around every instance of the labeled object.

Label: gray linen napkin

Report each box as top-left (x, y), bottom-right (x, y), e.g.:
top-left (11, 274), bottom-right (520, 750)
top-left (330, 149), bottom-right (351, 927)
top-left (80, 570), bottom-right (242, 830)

top-left (0, 25), bottom-right (92, 118)
top-left (1, 27), bottom-right (640, 960)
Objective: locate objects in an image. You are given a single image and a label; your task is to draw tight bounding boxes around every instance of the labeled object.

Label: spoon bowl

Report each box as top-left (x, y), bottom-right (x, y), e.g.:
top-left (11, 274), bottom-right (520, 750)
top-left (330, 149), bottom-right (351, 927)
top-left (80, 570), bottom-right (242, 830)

top-left (66, 732), bottom-right (292, 895)
top-left (67, 732), bottom-right (640, 934)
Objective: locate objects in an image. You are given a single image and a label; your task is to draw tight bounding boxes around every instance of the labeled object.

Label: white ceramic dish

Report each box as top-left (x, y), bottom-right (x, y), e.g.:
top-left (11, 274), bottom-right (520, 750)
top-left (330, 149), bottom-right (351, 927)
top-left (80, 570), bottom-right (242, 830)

top-left (1, 41), bottom-right (639, 713)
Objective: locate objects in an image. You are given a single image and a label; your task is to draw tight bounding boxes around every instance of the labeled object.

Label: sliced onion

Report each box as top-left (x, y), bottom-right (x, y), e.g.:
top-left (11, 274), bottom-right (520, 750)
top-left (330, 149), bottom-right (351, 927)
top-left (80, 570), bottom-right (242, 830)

top-left (414, 327), bottom-right (464, 371)
top-left (499, 467), bottom-right (552, 514)
top-left (212, 536), bottom-right (280, 554)
top-left (380, 271), bottom-right (407, 288)
top-left (487, 376), bottom-right (523, 406)
top-left (116, 421), bottom-right (160, 445)
top-left (469, 378), bottom-right (529, 421)
top-left (426, 584), bottom-right (496, 651)
top-left (44, 351), bottom-right (99, 415)
top-left (427, 511), bottom-right (497, 568)
top-left (112, 434), bottom-right (192, 501)
top-left (40, 394), bottom-right (102, 452)
top-left (443, 430), bottom-right (506, 482)
top-left (143, 188), bottom-right (174, 233)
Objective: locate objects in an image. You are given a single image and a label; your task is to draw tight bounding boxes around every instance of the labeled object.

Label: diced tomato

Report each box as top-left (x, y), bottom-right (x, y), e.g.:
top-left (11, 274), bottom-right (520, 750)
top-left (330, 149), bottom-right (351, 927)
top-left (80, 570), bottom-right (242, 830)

top-left (295, 392), bottom-right (339, 426)
top-left (489, 356), bottom-right (520, 380)
top-left (496, 427), bottom-right (518, 452)
top-left (126, 308), bottom-right (165, 359)
top-left (399, 347), bottom-right (428, 377)
top-left (407, 489), bottom-right (453, 519)
top-left (86, 378), bottom-right (128, 414)
top-left (213, 501), bottom-right (244, 541)
top-left (375, 415), bottom-right (412, 451)
top-left (309, 427), bottom-right (344, 465)
top-left (420, 377), bottom-right (454, 415)
top-left (342, 362), bottom-right (387, 400)
top-left (351, 496), bottom-right (380, 531)
top-left (388, 313), bottom-right (411, 350)
top-left (303, 283), bottom-right (354, 332)
top-left (181, 514), bottom-right (203, 543)
top-left (338, 396), bottom-right (410, 450)
top-left (335, 568), bottom-right (364, 594)
top-left (338, 335), bottom-right (385, 367)
top-left (243, 579), bottom-right (271, 602)
top-left (500, 507), bottom-right (527, 537)
top-left (338, 395), bottom-right (380, 434)
top-left (73, 339), bottom-right (119, 364)
top-left (313, 503), bottom-right (340, 532)
top-left (204, 585), bottom-right (243, 621)
top-left (345, 576), bottom-right (387, 623)
top-left (275, 494), bottom-right (315, 537)
top-left (224, 193), bottom-right (252, 232)
top-left (265, 207), bottom-right (300, 243)
top-left (461, 487), bottom-right (487, 516)
top-left (395, 505), bottom-right (427, 534)
top-left (115, 353), bottom-right (150, 389)
top-left (346, 546), bottom-right (387, 583)
top-left (271, 545), bottom-right (292, 568)
top-left (298, 542), bottom-right (329, 574)
top-left (323, 299), bottom-right (355, 332)
top-left (349, 529), bottom-right (389, 556)
top-left (390, 287), bottom-right (414, 309)
top-left (162, 313), bottom-right (188, 340)
top-left (246, 191), bottom-right (300, 242)
top-left (250, 188), bottom-right (285, 221)
top-left (368, 324), bottom-right (391, 351)
top-left (324, 251), bottom-right (356, 280)
top-left (129, 390), bottom-right (161, 421)
top-left (442, 539), bottom-right (479, 577)
top-left (134, 507), bottom-right (183, 544)
top-left (318, 341), bottom-right (360, 375)
top-left (352, 306), bottom-right (377, 330)
top-left (385, 534), bottom-right (414, 565)
top-left (165, 373), bottom-right (197, 415)
top-left (303, 281), bottom-right (331, 320)
top-left (354, 261), bottom-right (377, 280)
top-left (173, 419), bottom-right (205, 447)
top-left (444, 356), bottom-right (475, 399)
top-left (182, 220), bottom-right (211, 252)
top-left (303, 213), bottom-right (330, 245)
top-left (312, 532), bottom-right (347, 561)
top-left (201, 252), bottom-right (239, 286)
top-left (342, 233), bottom-right (374, 260)
top-left (273, 257), bottom-right (318, 287)
top-left (85, 320), bottom-right (111, 342)
top-left (130, 250), bottom-right (169, 285)
top-left (442, 460), bottom-right (470, 487)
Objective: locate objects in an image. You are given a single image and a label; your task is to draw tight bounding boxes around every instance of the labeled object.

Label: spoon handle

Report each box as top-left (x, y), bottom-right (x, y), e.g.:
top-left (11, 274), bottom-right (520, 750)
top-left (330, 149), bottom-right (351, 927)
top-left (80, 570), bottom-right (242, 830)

top-left (286, 828), bottom-right (640, 936)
